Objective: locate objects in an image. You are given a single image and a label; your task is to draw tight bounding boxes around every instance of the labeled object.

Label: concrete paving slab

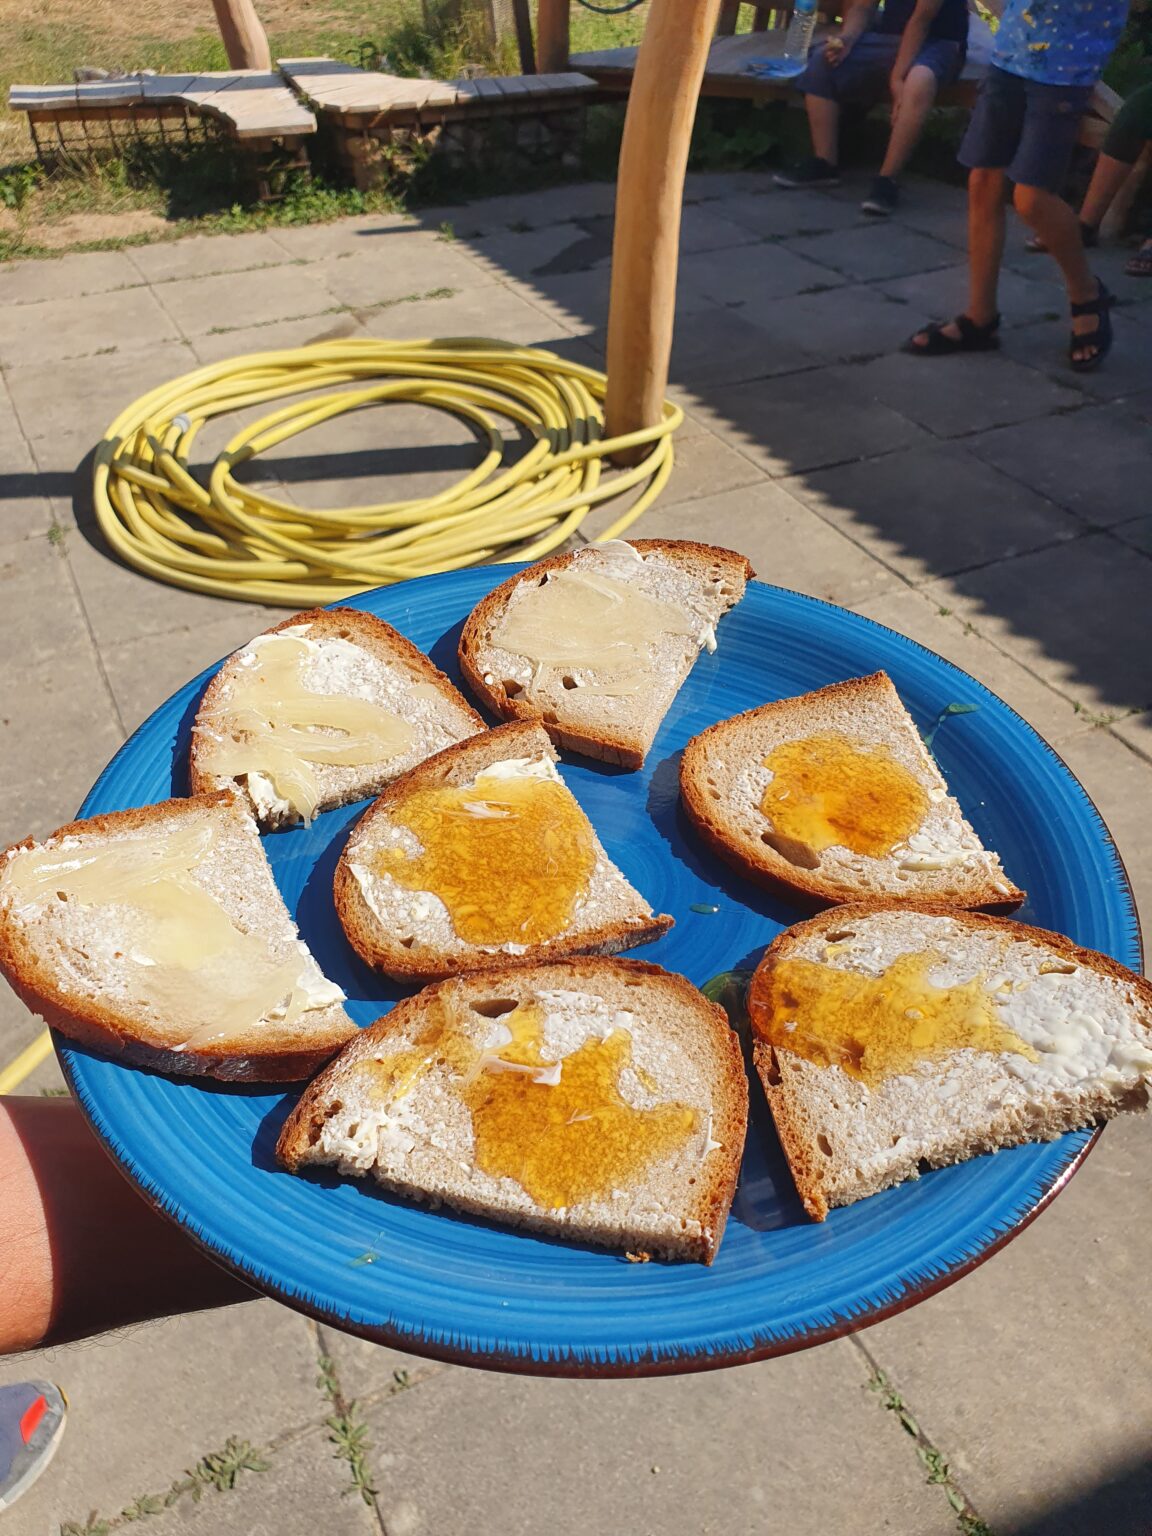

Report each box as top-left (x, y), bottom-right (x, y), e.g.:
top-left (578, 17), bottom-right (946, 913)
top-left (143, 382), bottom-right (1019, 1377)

top-left (0, 429), bottom-right (54, 545)
top-left (1113, 706), bottom-right (1152, 766)
top-left (890, 197), bottom-right (969, 251)
top-left (666, 306), bottom-right (819, 388)
top-left (783, 441), bottom-right (1083, 583)
top-left (1052, 728), bottom-right (1152, 926)
top-left (676, 202), bottom-right (764, 253)
top-left (1111, 514), bottom-right (1152, 555)
top-left (360, 1338), bottom-right (958, 1536)
top-left (680, 240), bottom-right (846, 309)
top-left (839, 350), bottom-right (1086, 437)
top-left (783, 224), bottom-right (958, 282)
top-left (4, 339), bottom-right (199, 446)
top-left (267, 209), bottom-right (418, 260)
top-left (64, 528), bottom-right (278, 650)
top-left (0, 1300), bottom-right (328, 1533)
top-left (127, 230), bottom-right (294, 284)
top-left (920, 534), bottom-right (1152, 719)
top-left (156, 264), bottom-right (342, 338)
top-left (1, 247), bottom-right (145, 305)
top-left (0, 285), bottom-right (180, 367)
top-left (100, 604), bottom-right (283, 735)
top-left (588, 480), bottom-right (903, 608)
top-left (964, 406), bottom-right (1152, 527)
top-left (701, 367), bottom-right (929, 476)
top-left (411, 181), bottom-right (618, 238)
top-left (467, 221), bottom-right (611, 282)
top-left (877, 261), bottom-right (1065, 327)
top-left (0, 534), bottom-right (90, 665)
top-left (861, 1112), bottom-right (1152, 1536)
top-left (502, 264), bottom-right (714, 335)
top-left (715, 186), bottom-right (869, 238)
top-left (1005, 239), bottom-right (1152, 307)
top-left (317, 1321), bottom-right (444, 1408)
top-left (683, 169), bottom-right (781, 200)
top-left (851, 585), bottom-right (1086, 744)
top-left (357, 277), bottom-right (576, 345)
top-left (1005, 312), bottom-right (1152, 403)
top-left (189, 310), bottom-right (371, 364)
top-left (312, 236), bottom-right (497, 310)
top-left (741, 283), bottom-right (914, 365)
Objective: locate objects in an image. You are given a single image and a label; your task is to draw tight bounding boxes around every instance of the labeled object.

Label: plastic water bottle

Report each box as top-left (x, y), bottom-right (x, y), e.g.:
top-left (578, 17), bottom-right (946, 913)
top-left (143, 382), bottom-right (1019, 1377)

top-left (753, 0), bottom-right (818, 80)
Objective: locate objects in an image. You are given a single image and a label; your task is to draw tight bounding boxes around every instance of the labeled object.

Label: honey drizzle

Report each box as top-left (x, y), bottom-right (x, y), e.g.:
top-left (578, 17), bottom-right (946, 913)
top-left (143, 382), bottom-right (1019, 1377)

top-left (750, 949), bottom-right (1038, 1086)
top-left (373, 770), bottom-right (597, 945)
top-left (357, 999), bottom-right (699, 1209)
top-left (760, 733), bottom-right (929, 858)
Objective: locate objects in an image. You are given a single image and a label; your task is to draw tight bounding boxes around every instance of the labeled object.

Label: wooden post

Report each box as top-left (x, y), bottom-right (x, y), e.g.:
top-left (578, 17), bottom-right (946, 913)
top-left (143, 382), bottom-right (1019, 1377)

top-left (716, 0), bottom-right (742, 35)
top-left (604, 0), bottom-right (723, 461)
top-left (211, 0), bottom-right (271, 70)
top-left (512, 0), bottom-right (537, 73)
top-left (536, 0), bottom-right (571, 72)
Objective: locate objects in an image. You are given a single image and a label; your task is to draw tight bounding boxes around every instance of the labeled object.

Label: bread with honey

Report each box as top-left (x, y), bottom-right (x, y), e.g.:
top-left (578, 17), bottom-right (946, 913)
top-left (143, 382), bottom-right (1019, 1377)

top-left (680, 672), bottom-right (1024, 911)
top-left (334, 720), bottom-right (674, 982)
top-left (458, 539), bottom-right (753, 770)
top-left (749, 903), bottom-right (1152, 1220)
top-left (191, 607), bottom-right (485, 830)
top-left (0, 791), bottom-right (356, 1082)
top-left (277, 957), bottom-right (748, 1262)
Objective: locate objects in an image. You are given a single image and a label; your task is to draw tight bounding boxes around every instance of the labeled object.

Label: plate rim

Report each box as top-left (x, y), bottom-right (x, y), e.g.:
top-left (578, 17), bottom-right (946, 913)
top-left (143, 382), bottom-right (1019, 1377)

top-left (57, 571), bottom-right (1142, 1377)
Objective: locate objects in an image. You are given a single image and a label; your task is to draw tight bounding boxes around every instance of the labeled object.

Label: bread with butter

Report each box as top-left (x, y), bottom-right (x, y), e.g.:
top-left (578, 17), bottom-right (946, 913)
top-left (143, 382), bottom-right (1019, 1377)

top-left (680, 672), bottom-right (1024, 911)
top-left (277, 957), bottom-right (748, 1263)
top-left (458, 539), bottom-right (753, 770)
top-left (749, 903), bottom-right (1152, 1220)
top-left (334, 720), bottom-right (673, 982)
top-left (0, 791), bottom-right (356, 1082)
top-left (190, 607), bottom-right (485, 830)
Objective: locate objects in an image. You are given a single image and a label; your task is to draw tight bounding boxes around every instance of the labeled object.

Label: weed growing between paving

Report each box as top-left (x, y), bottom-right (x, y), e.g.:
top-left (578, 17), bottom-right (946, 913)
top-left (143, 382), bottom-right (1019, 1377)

top-left (58, 1437), bottom-right (271, 1534)
top-left (866, 1365), bottom-right (997, 1536)
top-left (316, 1340), bottom-right (379, 1507)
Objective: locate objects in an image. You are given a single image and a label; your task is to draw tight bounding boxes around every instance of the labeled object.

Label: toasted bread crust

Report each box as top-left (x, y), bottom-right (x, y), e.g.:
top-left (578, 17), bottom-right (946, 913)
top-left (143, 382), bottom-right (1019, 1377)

top-left (334, 721), bottom-right (674, 981)
top-left (680, 673), bottom-right (1026, 913)
top-left (0, 792), bottom-right (356, 1083)
top-left (749, 903), bottom-right (1152, 1220)
top-left (458, 540), bottom-right (754, 769)
top-left (277, 957), bottom-right (748, 1263)
top-left (190, 606), bottom-right (486, 821)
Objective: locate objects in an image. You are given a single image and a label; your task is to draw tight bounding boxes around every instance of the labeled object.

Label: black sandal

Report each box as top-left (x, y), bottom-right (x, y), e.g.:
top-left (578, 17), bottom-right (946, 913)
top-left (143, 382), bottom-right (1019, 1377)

top-left (1069, 279), bottom-right (1113, 373)
top-left (903, 313), bottom-right (1001, 356)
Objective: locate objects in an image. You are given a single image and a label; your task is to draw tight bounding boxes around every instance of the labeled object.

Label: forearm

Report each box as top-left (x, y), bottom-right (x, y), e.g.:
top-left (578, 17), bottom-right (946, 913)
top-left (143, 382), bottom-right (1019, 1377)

top-left (891, 10), bottom-right (935, 80)
top-left (0, 1096), bottom-right (254, 1355)
top-left (839, 0), bottom-right (876, 43)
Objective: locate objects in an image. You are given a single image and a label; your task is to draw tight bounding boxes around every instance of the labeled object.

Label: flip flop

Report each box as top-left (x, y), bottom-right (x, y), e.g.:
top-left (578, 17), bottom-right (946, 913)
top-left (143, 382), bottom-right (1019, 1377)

top-left (1124, 239), bottom-right (1152, 277)
top-left (1069, 279), bottom-right (1114, 373)
top-left (903, 313), bottom-right (1001, 356)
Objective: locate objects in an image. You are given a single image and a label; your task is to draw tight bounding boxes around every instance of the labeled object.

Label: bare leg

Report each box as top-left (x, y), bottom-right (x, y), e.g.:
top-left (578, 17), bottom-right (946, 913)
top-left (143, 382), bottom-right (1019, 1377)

top-left (805, 94), bottom-right (840, 165)
top-left (1079, 150), bottom-right (1137, 230)
top-left (1014, 183), bottom-right (1100, 362)
top-left (879, 65), bottom-right (939, 179)
top-left (907, 166), bottom-right (1006, 346)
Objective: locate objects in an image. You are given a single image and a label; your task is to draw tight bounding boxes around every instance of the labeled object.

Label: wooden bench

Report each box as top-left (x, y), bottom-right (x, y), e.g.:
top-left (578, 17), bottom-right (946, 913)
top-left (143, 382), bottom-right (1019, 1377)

top-left (279, 57), bottom-right (599, 190)
top-left (570, 12), bottom-right (1119, 149)
top-left (8, 71), bottom-right (317, 199)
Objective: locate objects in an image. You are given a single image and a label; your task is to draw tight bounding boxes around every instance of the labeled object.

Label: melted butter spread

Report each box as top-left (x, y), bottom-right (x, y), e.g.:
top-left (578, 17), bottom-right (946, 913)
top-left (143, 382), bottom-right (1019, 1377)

top-left (359, 999), bottom-right (699, 1208)
top-left (2, 822), bottom-right (340, 1051)
top-left (197, 635), bottom-right (414, 821)
top-left (761, 734), bottom-right (929, 858)
top-left (750, 949), bottom-right (1038, 1085)
top-left (492, 564), bottom-right (700, 691)
top-left (372, 764), bottom-right (596, 945)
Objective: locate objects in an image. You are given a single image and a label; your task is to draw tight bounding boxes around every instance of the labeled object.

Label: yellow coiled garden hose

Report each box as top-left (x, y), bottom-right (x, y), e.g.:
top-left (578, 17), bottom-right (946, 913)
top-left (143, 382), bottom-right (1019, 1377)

top-left (93, 336), bottom-right (682, 607)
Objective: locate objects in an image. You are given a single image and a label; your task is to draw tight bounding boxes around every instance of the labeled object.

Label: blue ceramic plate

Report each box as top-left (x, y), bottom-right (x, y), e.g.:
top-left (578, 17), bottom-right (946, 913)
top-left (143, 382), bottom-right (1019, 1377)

top-left (59, 570), bottom-right (1140, 1376)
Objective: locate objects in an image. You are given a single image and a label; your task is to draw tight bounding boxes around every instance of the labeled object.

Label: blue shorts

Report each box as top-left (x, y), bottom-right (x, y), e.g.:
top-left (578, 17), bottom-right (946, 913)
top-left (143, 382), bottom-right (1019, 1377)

top-left (959, 65), bottom-right (1091, 192)
top-left (799, 31), bottom-right (965, 103)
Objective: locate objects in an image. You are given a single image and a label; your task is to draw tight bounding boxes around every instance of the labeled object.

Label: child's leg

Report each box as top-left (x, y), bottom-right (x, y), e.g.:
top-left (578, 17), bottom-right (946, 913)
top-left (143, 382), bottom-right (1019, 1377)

top-left (879, 64), bottom-right (940, 179)
top-left (1079, 152), bottom-right (1141, 230)
top-left (1013, 183), bottom-right (1100, 362)
top-left (967, 167), bottom-right (1009, 326)
top-left (806, 94), bottom-right (842, 166)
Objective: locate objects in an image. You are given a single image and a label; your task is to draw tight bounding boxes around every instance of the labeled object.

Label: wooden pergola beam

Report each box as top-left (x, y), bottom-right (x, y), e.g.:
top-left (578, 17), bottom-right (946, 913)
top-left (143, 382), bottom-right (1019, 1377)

top-left (211, 0), bottom-right (272, 70)
top-left (604, 0), bottom-right (724, 460)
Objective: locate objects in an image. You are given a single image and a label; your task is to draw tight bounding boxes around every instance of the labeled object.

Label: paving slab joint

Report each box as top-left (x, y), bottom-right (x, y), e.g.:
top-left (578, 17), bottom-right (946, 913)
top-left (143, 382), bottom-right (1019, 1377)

top-left (850, 1335), bottom-right (998, 1536)
top-left (309, 1319), bottom-right (388, 1532)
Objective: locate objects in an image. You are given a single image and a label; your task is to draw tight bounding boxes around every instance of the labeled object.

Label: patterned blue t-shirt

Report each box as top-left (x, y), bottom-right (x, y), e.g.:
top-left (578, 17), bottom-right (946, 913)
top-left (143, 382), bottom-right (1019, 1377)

top-left (994, 0), bottom-right (1129, 87)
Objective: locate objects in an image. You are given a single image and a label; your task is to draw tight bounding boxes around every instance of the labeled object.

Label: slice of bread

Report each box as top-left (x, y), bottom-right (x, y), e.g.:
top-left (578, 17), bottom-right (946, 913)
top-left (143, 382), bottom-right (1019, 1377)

top-left (277, 957), bottom-right (748, 1263)
top-left (334, 720), bottom-right (673, 982)
top-left (458, 539), bottom-right (753, 769)
top-left (748, 903), bottom-right (1152, 1220)
top-left (190, 607), bottom-right (485, 830)
top-left (0, 791), bottom-right (356, 1082)
top-left (681, 672), bottom-right (1024, 911)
